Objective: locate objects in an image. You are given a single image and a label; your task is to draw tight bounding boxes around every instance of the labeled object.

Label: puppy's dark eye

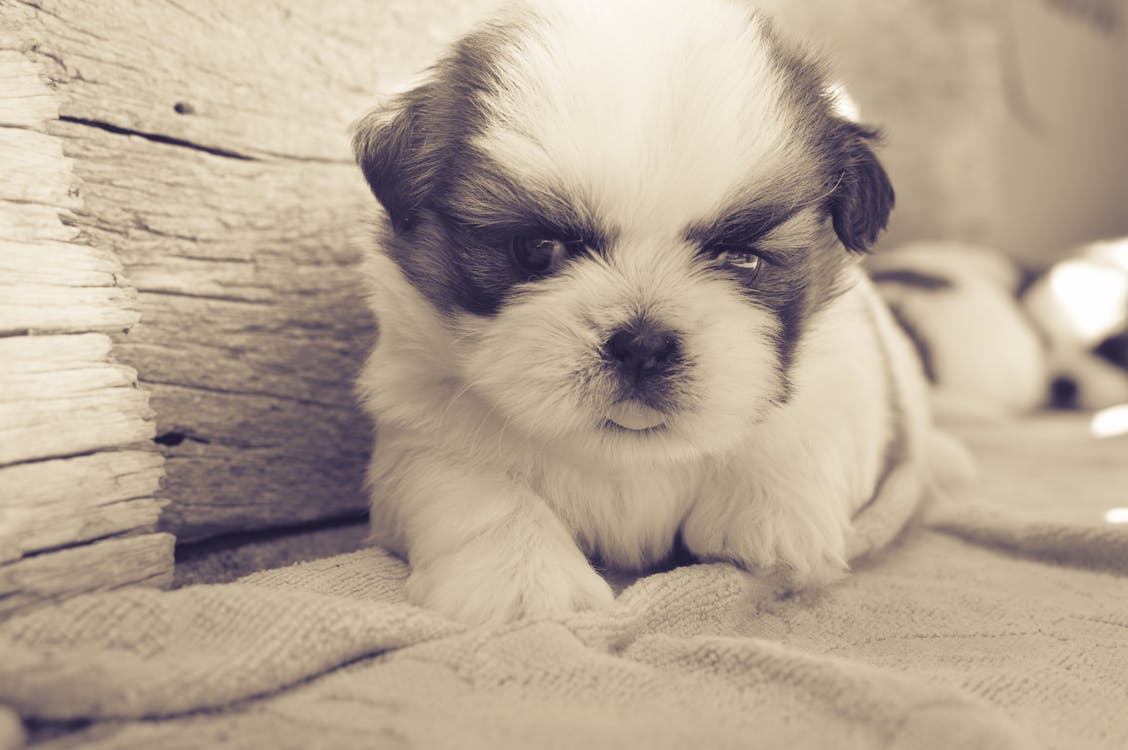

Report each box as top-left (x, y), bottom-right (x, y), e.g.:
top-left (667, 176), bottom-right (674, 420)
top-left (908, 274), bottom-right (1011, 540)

top-left (510, 236), bottom-right (574, 275)
top-left (708, 245), bottom-right (764, 279)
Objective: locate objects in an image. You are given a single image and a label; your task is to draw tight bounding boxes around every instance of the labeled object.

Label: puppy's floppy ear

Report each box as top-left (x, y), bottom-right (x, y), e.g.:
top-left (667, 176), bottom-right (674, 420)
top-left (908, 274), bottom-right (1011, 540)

top-left (827, 122), bottom-right (895, 252)
top-left (352, 88), bottom-right (438, 233)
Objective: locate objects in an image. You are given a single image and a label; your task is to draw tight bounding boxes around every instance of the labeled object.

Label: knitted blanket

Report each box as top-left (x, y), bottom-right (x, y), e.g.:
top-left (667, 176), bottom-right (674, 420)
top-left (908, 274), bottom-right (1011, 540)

top-left (2, 415), bottom-right (1126, 750)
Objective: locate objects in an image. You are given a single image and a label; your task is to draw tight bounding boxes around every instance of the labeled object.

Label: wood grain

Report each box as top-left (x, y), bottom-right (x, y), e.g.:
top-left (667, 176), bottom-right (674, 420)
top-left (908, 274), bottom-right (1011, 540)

top-left (0, 450), bottom-right (164, 563)
top-left (4, 0), bottom-right (497, 541)
top-left (0, 533), bottom-right (175, 617)
top-left (0, 45), bottom-right (170, 612)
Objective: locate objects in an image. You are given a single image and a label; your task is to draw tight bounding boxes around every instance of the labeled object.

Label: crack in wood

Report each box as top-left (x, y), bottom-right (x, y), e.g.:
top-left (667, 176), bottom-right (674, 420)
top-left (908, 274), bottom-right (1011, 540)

top-left (0, 446), bottom-right (157, 470)
top-left (154, 431), bottom-right (210, 447)
top-left (142, 378), bottom-right (346, 411)
top-left (135, 288), bottom-right (272, 305)
top-left (0, 122), bottom-right (47, 133)
top-left (53, 116), bottom-right (352, 165)
top-left (0, 196), bottom-right (81, 212)
top-left (58, 115), bottom-right (257, 161)
top-left (7, 517), bottom-right (161, 561)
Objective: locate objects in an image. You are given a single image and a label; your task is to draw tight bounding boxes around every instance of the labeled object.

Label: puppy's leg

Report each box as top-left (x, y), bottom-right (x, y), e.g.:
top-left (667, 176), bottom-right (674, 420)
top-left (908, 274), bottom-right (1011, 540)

top-left (681, 472), bottom-right (850, 589)
top-left (681, 279), bottom-right (934, 589)
top-left (369, 441), bottom-right (614, 626)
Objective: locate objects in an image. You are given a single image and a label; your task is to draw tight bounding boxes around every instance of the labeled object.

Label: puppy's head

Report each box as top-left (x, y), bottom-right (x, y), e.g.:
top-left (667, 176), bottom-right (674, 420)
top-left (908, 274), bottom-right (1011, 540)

top-left (1023, 237), bottom-right (1128, 410)
top-left (354, 0), bottom-right (894, 463)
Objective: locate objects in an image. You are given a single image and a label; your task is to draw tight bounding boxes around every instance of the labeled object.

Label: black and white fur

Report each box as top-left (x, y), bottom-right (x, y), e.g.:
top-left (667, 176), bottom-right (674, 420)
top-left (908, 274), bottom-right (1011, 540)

top-left (1023, 237), bottom-right (1128, 410)
top-left (869, 241), bottom-right (1048, 419)
top-left (352, 0), bottom-right (948, 625)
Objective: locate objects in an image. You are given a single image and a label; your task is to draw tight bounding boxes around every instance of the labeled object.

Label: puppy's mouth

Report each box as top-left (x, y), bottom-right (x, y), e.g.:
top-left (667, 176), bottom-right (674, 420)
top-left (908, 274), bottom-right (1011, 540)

top-left (603, 400), bottom-right (669, 433)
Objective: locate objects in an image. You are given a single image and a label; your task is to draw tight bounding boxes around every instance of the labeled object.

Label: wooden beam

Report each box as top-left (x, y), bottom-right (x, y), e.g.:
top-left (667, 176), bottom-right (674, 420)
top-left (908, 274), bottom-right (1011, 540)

top-left (0, 534), bottom-right (175, 618)
top-left (0, 451), bottom-right (164, 563)
top-left (1, 0), bottom-right (483, 540)
top-left (0, 44), bottom-right (169, 611)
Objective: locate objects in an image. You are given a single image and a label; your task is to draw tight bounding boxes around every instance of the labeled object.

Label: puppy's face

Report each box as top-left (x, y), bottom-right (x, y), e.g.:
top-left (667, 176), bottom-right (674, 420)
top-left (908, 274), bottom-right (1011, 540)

top-left (1024, 238), bottom-right (1128, 409)
top-left (355, 0), bottom-right (893, 464)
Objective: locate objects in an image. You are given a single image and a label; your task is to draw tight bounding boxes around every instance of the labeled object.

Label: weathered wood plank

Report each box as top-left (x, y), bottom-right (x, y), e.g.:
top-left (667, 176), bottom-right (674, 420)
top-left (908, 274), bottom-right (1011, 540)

top-left (0, 451), bottom-right (163, 562)
top-left (0, 126), bottom-right (75, 208)
top-left (0, 285), bottom-right (138, 335)
top-left (0, 533), bottom-right (175, 617)
top-left (0, 56), bottom-right (140, 336)
top-left (51, 115), bottom-right (379, 540)
top-left (0, 48), bottom-right (59, 128)
top-left (6, 0), bottom-right (492, 160)
top-left (0, 334), bottom-right (155, 466)
top-left (150, 383), bottom-right (370, 539)
top-left (0, 42), bottom-right (168, 612)
top-left (3, 0), bottom-right (499, 541)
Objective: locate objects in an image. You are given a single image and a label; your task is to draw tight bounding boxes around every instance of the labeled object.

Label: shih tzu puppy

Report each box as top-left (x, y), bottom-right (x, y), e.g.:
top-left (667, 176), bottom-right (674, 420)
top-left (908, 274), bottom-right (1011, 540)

top-left (868, 241), bottom-right (1047, 420)
top-left (353, 0), bottom-right (947, 625)
top-left (1022, 237), bottom-right (1128, 410)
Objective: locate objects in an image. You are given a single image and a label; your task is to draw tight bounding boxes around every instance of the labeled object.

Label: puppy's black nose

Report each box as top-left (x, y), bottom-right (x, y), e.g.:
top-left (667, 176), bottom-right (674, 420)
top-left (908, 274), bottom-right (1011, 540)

top-left (1049, 376), bottom-right (1079, 409)
top-left (605, 326), bottom-right (681, 378)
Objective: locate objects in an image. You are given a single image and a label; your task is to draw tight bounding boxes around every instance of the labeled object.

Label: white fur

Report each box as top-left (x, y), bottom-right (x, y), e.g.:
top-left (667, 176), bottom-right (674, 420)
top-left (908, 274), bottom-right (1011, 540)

top-left (356, 0), bottom-right (939, 625)
top-left (682, 267), bottom-right (914, 579)
top-left (473, 0), bottom-right (812, 236)
top-left (360, 252), bottom-right (932, 623)
top-left (869, 241), bottom-right (1048, 419)
top-left (1023, 237), bottom-right (1128, 410)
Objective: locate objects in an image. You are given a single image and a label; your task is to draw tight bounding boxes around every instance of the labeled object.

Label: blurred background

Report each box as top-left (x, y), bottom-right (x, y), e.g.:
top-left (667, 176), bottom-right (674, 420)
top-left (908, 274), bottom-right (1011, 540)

top-left (749, 0), bottom-right (1127, 267)
top-left (999, 0), bottom-right (1126, 265)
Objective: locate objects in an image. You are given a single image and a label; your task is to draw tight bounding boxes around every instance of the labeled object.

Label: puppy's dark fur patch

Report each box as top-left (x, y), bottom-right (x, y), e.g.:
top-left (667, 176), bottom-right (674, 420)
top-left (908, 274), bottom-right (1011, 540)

top-left (885, 303), bottom-right (937, 384)
top-left (870, 269), bottom-right (954, 291)
top-left (823, 122), bottom-right (896, 252)
top-left (757, 17), bottom-right (895, 253)
top-left (1095, 329), bottom-right (1128, 370)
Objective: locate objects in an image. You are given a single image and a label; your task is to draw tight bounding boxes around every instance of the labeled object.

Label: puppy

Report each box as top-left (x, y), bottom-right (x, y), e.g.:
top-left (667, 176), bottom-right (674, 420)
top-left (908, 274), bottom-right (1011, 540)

top-left (353, 0), bottom-right (942, 626)
top-left (1022, 237), bottom-right (1128, 410)
top-left (868, 241), bottom-right (1048, 420)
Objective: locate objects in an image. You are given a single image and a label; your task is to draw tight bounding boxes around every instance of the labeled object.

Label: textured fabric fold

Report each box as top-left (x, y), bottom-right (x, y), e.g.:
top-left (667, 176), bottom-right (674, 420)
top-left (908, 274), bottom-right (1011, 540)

top-left (1, 416), bottom-right (1124, 749)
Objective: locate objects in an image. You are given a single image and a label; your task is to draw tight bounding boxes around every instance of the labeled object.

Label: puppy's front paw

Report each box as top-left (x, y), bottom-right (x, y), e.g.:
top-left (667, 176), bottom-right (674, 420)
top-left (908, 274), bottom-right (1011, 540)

top-left (405, 539), bottom-right (615, 626)
top-left (684, 497), bottom-right (849, 590)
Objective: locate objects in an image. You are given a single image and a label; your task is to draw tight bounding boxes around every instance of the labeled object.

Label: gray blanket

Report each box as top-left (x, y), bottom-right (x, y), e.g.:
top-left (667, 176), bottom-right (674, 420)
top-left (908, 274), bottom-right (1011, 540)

top-left (2, 415), bottom-right (1126, 749)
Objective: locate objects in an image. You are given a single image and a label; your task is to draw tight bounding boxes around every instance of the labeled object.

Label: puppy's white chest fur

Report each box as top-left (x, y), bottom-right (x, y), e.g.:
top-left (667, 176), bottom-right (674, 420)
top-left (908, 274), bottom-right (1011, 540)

top-left (528, 454), bottom-right (700, 570)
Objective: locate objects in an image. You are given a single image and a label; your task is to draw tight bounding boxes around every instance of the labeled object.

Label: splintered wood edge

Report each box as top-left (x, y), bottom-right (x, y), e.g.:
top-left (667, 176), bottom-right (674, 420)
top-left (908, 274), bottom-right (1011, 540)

top-left (0, 48), bottom-right (171, 600)
top-left (0, 533), bottom-right (176, 617)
